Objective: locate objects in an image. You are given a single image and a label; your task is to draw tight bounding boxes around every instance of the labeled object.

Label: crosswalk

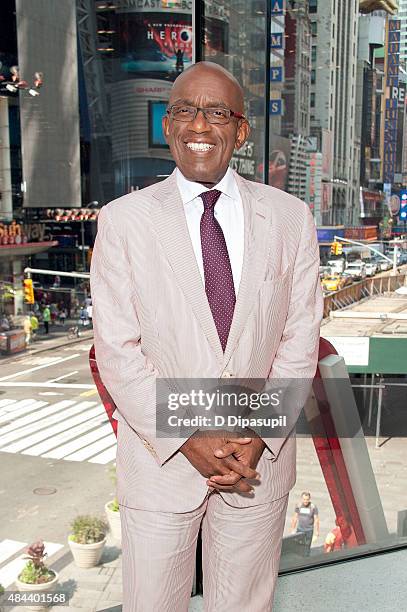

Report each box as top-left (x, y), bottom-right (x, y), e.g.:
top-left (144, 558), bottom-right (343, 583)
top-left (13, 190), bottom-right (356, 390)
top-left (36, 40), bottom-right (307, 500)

top-left (0, 397), bottom-right (117, 464)
top-left (0, 539), bottom-right (64, 588)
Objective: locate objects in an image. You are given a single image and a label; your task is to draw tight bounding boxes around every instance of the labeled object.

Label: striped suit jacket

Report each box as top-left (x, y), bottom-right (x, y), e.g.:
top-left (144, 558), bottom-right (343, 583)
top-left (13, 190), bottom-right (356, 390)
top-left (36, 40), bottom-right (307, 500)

top-left (90, 169), bottom-right (323, 511)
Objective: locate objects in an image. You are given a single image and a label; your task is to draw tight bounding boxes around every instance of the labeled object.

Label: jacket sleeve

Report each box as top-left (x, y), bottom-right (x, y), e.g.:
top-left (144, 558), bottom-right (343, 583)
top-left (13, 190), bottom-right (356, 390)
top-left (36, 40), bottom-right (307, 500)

top-left (90, 205), bottom-right (188, 466)
top-left (261, 203), bottom-right (323, 460)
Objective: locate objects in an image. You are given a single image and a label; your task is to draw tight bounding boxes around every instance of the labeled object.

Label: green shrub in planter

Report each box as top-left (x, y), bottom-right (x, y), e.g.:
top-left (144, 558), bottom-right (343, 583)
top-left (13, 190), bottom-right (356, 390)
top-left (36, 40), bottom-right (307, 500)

top-left (69, 515), bottom-right (108, 544)
top-left (18, 542), bottom-right (56, 585)
top-left (108, 498), bottom-right (119, 512)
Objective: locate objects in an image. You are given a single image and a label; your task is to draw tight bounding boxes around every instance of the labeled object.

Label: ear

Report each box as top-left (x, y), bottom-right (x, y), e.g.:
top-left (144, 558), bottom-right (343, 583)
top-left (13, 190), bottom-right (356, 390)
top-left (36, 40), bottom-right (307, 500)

top-left (235, 119), bottom-right (250, 150)
top-left (162, 114), bottom-right (170, 142)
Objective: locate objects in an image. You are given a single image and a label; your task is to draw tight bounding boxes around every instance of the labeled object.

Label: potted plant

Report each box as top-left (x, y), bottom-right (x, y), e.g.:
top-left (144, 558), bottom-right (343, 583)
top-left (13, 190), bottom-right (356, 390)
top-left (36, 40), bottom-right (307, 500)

top-left (15, 541), bottom-right (58, 611)
top-left (68, 515), bottom-right (108, 568)
top-left (105, 497), bottom-right (121, 541)
top-left (105, 463), bottom-right (121, 541)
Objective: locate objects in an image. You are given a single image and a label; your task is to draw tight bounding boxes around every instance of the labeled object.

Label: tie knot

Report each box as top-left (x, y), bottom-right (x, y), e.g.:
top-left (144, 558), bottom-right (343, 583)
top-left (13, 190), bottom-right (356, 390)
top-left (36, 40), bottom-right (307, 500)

top-left (199, 189), bottom-right (222, 211)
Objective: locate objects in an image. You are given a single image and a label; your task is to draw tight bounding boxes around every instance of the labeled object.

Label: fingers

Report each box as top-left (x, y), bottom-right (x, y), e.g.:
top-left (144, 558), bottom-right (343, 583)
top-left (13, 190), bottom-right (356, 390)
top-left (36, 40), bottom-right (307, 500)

top-left (214, 442), bottom-right (242, 458)
top-left (228, 437), bottom-right (252, 444)
top-left (206, 478), bottom-right (254, 494)
top-left (215, 456), bottom-right (259, 480)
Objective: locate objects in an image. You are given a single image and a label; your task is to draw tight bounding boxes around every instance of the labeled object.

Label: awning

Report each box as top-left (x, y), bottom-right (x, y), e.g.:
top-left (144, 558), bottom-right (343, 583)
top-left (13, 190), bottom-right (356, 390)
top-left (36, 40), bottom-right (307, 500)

top-left (0, 240), bottom-right (59, 257)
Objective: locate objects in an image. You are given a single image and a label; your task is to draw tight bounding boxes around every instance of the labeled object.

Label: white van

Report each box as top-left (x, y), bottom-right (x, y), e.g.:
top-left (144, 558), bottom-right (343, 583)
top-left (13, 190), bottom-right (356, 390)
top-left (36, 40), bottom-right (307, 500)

top-left (327, 259), bottom-right (345, 274)
top-left (343, 261), bottom-right (367, 279)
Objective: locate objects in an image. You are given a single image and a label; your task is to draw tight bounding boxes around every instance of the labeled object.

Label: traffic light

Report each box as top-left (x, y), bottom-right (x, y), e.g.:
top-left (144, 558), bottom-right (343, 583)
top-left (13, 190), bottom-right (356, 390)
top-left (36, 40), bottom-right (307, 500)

top-left (400, 190), bottom-right (407, 220)
top-left (330, 241), bottom-right (342, 255)
top-left (23, 278), bottom-right (34, 304)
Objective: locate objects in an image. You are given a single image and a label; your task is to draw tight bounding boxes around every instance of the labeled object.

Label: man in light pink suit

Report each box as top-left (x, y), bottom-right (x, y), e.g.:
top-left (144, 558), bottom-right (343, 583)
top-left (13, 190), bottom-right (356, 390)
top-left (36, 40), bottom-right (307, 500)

top-left (90, 62), bottom-right (323, 611)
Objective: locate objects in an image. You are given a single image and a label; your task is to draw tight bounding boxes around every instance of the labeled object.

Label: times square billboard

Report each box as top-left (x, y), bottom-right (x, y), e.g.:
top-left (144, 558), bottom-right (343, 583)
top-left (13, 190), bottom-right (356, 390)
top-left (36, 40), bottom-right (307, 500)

top-left (116, 2), bottom-right (193, 80)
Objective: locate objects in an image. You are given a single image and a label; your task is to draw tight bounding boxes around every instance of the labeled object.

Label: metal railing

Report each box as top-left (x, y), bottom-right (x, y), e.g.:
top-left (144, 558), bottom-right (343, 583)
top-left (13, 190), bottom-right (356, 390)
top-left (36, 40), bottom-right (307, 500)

top-left (323, 273), bottom-right (407, 318)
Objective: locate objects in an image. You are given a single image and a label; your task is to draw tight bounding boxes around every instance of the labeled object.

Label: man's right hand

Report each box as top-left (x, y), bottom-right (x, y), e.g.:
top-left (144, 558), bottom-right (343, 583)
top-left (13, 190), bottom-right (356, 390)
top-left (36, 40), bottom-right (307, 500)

top-left (179, 431), bottom-right (259, 493)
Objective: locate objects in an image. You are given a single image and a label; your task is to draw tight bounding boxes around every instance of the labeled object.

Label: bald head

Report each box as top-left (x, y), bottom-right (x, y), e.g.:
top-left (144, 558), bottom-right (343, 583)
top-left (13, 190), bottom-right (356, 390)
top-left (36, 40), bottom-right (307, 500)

top-left (163, 60), bottom-right (250, 187)
top-left (169, 61), bottom-right (245, 114)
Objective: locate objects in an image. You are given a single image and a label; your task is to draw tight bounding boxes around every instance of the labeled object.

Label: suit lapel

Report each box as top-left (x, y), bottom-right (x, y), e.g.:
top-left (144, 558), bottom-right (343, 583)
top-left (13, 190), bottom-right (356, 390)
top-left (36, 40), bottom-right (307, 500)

top-left (151, 172), bottom-right (224, 365)
top-left (223, 173), bottom-right (272, 367)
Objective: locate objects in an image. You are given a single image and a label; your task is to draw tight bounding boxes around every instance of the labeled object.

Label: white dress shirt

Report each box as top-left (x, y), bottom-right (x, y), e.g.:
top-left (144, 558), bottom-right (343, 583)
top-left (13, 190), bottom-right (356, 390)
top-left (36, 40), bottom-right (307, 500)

top-left (176, 167), bottom-right (244, 294)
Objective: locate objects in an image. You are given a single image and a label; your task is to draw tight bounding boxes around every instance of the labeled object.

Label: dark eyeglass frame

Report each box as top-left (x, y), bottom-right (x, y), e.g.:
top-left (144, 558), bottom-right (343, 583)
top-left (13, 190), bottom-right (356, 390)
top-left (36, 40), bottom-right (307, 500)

top-left (166, 104), bottom-right (246, 125)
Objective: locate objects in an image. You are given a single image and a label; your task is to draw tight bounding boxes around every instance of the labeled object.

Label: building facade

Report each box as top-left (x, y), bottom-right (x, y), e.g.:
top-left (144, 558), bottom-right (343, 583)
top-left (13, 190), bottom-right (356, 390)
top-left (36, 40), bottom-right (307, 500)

top-left (310, 0), bottom-right (361, 226)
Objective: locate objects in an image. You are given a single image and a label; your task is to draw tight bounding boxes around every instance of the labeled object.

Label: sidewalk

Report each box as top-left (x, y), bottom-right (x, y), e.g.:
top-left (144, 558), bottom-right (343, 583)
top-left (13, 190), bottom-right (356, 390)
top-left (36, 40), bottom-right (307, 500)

top-left (3, 536), bottom-right (203, 612)
top-left (6, 539), bottom-right (406, 611)
top-left (0, 321), bottom-right (94, 363)
top-left (50, 535), bottom-right (123, 612)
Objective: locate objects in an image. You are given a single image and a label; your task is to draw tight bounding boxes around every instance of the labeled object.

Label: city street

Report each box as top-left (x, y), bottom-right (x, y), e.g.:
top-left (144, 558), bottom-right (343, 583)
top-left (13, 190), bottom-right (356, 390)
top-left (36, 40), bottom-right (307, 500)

top-left (0, 339), bottom-right (115, 579)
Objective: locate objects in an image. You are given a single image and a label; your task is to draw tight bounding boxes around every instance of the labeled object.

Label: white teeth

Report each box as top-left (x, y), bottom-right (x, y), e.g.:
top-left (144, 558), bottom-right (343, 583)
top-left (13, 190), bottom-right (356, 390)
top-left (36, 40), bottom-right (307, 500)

top-left (186, 142), bottom-right (215, 152)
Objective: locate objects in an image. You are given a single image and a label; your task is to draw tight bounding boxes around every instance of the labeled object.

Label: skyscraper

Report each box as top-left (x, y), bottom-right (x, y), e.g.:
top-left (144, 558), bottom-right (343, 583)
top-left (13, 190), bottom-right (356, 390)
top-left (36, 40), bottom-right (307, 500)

top-left (310, 0), bottom-right (361, 225)
top-left (399, 0), bottom-right (407, 68)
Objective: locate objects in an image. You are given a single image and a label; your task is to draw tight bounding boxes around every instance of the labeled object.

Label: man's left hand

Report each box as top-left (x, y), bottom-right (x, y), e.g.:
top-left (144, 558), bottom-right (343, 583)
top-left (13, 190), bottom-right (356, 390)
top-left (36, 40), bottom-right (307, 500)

top-left (207, 436), bottom-right (266, 491)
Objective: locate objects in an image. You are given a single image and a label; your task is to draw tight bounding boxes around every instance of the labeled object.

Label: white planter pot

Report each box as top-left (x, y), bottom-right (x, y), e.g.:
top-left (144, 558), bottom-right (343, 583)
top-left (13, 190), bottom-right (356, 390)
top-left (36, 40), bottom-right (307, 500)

top-left (68, 538), bottom-right (106, 568)
top-left (15, 571), bottom-right (59, 611)
top-left (105, 501), bottom-right (121, 541)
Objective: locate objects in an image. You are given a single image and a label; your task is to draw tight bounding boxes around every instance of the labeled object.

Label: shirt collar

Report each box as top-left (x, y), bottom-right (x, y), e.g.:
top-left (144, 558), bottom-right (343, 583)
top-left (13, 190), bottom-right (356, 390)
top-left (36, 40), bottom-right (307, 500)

top-left (176, 167), bottom-right (239, 206)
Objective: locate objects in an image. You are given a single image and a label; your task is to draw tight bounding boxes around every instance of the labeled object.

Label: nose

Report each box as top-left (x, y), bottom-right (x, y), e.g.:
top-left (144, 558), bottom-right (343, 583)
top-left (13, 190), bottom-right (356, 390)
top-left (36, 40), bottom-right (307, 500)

top-left (187, 109), bottom-right (211, 133)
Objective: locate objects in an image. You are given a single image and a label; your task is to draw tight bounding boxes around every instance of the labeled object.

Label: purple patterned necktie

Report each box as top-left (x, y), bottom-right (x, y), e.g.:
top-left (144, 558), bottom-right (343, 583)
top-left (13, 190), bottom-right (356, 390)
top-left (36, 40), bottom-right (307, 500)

top-left (200, 189), bottom-right (236, 352)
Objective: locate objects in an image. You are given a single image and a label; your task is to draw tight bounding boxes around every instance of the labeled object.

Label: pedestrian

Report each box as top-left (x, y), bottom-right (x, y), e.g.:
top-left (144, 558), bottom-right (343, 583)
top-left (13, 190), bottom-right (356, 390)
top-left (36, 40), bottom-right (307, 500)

top-left (30, 312), bottom-right (39, 340)
top-left (50, 303), bottom-right (58, 324)
top-left (0, 315), bottom-right (10, 332)
top-left (59, 307), bottom-right (67, 326)
top-left (290, 491), bottom-right (320, 557)
top-left (324, 516), bottom-right (352, 553)
top-left (86, 301), bottom-right (92, 321)
top-left (42, 305), bottom-right (50, 334)
top-left (90, 61), bottom-right (323, 611)
top-left (23, 315), bottom-right (32, 345)
top-left (79, 305), bottom-right (88, 327)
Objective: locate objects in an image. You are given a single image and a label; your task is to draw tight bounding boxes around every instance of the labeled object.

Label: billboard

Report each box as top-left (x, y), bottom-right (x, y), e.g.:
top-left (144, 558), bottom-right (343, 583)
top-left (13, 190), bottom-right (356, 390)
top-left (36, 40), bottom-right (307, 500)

top-left (149, 100), bottom-right (169, 148)
top-left (382, 19), bottom-right (401, 184)
top-left (118, 12), bottom-right (192, 80)
top-left (116, 0), bottom-right (193, 13)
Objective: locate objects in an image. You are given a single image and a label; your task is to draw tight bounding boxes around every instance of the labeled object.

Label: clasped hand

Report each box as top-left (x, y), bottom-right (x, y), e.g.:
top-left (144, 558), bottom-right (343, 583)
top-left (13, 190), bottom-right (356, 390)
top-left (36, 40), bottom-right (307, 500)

top-left (180, 430), bottom-right (265, 494)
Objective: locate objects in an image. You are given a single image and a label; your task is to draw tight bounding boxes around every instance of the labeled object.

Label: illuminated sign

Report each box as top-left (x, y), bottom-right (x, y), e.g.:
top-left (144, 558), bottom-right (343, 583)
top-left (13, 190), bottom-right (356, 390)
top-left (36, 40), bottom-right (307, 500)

top-left (270, 66), bottom-right (283, 82)
top-left (270, 99), bottom-right (283, 115)
top-left (383, 19), bottom-right (401, 184)
top-left (270, 33), bottom-right (283, 49)
top-left (271, 0), bottom-right (284, 14)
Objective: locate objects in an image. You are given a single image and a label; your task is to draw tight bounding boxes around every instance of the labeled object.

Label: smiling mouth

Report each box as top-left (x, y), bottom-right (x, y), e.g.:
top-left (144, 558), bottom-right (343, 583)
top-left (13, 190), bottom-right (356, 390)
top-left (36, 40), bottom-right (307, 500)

top-left (185, 142), bottom-right (215, 152)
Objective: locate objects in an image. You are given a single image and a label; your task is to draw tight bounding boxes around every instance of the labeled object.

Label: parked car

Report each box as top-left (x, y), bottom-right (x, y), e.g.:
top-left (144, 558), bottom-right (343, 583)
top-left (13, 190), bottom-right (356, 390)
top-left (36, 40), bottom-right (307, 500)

top-left (375, 258), bottom-right (392, 271)
top-left (343, 261), bottom-right (367, 279)
top-left (319, 265), bottom-right (332, 279)
top-left (321, 274), bottom-right (346, 292)
top-left (364, 261), bottom-right (378, 277)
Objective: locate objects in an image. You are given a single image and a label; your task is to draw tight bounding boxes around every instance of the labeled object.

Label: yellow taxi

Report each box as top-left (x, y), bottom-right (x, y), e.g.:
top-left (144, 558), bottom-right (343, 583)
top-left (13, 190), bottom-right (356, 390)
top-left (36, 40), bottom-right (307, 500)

top-left (321, 274), bottom-right (345, 292)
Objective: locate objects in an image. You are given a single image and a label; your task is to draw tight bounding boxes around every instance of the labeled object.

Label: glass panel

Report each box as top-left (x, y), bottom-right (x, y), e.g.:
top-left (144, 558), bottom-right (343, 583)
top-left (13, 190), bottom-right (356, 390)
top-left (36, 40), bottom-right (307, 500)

top-left (199, 0), bottom-right (267, 183)
top-left (196, 0), bottom-right (407, 575)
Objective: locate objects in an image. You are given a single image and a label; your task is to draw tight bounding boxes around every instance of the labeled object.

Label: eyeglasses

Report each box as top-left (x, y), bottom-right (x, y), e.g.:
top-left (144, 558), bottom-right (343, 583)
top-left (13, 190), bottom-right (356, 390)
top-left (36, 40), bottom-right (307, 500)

top-left (167, 104), bottom-right (246, 125)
